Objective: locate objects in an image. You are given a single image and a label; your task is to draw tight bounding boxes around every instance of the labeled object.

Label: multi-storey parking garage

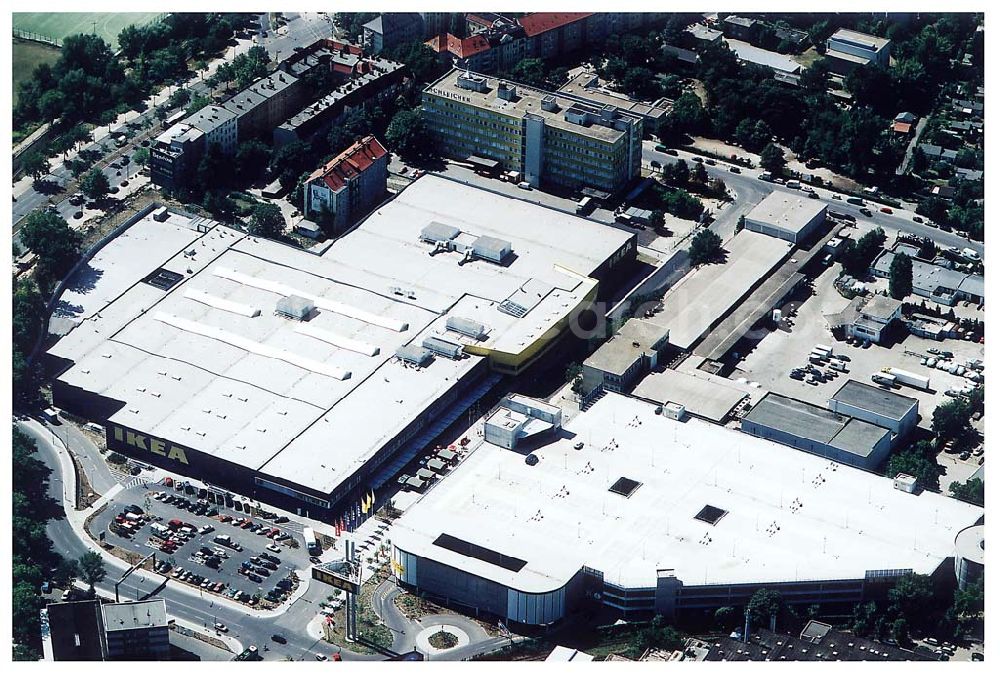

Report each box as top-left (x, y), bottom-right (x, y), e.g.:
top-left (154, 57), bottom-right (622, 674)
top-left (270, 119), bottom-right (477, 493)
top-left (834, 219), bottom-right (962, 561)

top-left (46, 175), bottom-right (636, 521)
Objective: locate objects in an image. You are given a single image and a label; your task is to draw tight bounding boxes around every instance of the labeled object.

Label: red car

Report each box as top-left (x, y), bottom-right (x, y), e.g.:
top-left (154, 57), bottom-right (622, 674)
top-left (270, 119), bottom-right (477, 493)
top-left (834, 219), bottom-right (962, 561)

top-left (880, 207), bottom-right (893, 214)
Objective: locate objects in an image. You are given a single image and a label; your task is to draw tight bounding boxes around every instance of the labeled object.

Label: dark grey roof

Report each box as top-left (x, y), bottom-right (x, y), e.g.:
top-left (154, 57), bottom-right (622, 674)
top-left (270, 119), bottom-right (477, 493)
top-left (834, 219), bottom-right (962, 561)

top-left (705, 626), bottom-right (934, 662)
top-left (743, 393), bottom-right (850, 444)
top-left (830, 380), bottom-right (918, 420)
top-left (186, 105), bottom-right (236, 134)
top-left (828, 418), bottom-right (890, 458)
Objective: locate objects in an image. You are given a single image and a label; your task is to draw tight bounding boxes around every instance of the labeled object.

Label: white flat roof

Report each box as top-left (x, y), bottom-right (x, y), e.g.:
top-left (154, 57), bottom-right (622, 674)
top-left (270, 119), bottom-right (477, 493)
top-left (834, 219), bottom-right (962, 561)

top-left (50, 177), bottom-right (631, 497)
top-left (101, 599), bottom-right (167, 632)
top-left (633, 369), bottom-right (748, 422)
top-left (745, 190), bottom-right (828, 236)
top-left (390, 393), bottom-right (981, 594)
top-left (657, 230), bottom-right (789, 349)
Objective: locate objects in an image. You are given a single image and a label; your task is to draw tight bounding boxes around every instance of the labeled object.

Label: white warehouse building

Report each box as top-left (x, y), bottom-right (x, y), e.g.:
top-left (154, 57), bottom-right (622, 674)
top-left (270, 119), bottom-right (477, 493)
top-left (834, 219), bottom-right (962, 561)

top-left (390, 394), bottom-right (980, 627)
top-left (744, 190), bottom-right (828, 244)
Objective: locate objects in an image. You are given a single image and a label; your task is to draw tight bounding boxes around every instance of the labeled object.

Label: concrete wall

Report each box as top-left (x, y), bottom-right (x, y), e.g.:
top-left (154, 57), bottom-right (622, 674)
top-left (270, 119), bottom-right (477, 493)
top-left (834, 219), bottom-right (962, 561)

top-left (739, 419), bottom-right (886, 471)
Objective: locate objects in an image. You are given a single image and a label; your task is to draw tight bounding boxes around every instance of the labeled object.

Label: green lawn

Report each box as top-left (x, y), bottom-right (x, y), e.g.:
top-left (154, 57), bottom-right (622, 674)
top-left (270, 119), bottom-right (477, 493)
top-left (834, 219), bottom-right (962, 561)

top-left (12, 39), bottom-right (59, 108)
top-left (13, 12), bottom-right (164, 49)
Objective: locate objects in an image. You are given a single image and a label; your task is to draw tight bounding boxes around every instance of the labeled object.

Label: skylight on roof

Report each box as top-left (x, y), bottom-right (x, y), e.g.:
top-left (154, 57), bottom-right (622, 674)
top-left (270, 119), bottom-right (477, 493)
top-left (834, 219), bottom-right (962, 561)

top-left (609, 477), bottom-right (641, 498)
top-left (695, 505), bottom-right (728, 525)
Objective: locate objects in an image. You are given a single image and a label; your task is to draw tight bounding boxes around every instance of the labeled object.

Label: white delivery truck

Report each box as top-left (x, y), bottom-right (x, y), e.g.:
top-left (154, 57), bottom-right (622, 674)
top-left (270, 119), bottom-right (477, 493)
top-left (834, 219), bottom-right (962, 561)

top-left (887, 368), bottom-right (930, 390)
top-left (814, 344), bottom-right (833, 357)
top-left (303, 526), bottom-right (318, 554)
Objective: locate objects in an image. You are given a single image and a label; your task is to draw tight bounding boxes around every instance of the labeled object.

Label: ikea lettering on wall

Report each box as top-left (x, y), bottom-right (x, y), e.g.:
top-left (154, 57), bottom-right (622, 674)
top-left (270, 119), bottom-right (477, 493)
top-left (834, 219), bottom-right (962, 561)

top-left (112, 426), bottom-right (189, 465)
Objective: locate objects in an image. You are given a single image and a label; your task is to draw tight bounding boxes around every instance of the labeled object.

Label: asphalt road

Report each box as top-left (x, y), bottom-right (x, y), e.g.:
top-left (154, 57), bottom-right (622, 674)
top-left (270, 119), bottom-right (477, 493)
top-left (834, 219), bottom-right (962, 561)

top-left (20, 418), bottom-right (511, 661)
top-left (641, 142), bottom-right (984, 257)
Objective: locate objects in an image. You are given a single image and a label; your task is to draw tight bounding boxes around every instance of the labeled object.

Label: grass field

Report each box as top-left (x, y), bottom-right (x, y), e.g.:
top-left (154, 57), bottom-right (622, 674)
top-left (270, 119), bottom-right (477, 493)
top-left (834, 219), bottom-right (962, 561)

top-left (12, 38), bottom-right (60, 107)
top-left (13, 12), bottom-right (163, 49)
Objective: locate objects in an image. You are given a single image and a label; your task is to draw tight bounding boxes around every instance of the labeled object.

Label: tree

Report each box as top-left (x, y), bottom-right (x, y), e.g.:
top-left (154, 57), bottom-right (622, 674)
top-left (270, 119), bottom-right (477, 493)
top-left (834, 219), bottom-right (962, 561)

top-left (891, 617), bottom-right (910, 646)
top-left (384, 41), bottom-right (443, 85)
top-left (196, 143), bottom-right (233, 192)
top-left (931, 398), bottom-right (972, 441)
top-left (247, 202), bottom-right (285, 239)
top-left (663, 159), bottom-right (689, 186)
top-left (689, 229), bottom-right (723, 266)
top-left (884, 440), bottom-right (941, 490)
top-left (235, 139), bottom-right (270, 182)
top-left (53, 558), bottom-right (79, 586)
top-left (691, 161), bottom-right (709, 185)
top-left (649, 210), bottom-right (665, 231)
top-left (132, 146), bottom-right (150, 167)
top-left (746, 589), bottom-right (785, 629)
top-left (952, 575), bottom-right (984, 619)
top-left (887, 573), bottom-right (933, 626)
top-left (78, 551), bottom-right (107, 594)
top-left (22, 152), bottom-right (49, 182)
top-left (714, 606), bottom-right (738, 630)
top-left (509, 58), bottom-right (550, 90)
top-left (759, 143), bottom-right (786, 175)
top-left (949, 477), bottom-right (983, 506)
top-left (80, 167), bottom-right (110, 201)
top-left (734, 118), bottom-right (772, 153)
top-left (386, 109), bottom-right (431, 162)
top-left (269, 140), bottom-right (311, 190)
top-left (666, 92), bottom-right (707, 137)
top-left (888, 252), bottom-right (913, 299)
top-left (19, 209), bottom-right (84, 289)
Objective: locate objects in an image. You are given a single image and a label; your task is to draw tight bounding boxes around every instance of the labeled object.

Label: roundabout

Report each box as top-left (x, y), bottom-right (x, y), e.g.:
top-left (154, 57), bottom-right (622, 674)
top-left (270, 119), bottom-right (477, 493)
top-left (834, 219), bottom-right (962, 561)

top-left (415, 624), bottom-right (470, 655)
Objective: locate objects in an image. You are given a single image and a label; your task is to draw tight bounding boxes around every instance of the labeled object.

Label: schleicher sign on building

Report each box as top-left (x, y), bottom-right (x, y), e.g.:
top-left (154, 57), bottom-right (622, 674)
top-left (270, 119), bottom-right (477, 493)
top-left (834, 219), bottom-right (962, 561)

top-left (110, 425), bottom-right (190, 465)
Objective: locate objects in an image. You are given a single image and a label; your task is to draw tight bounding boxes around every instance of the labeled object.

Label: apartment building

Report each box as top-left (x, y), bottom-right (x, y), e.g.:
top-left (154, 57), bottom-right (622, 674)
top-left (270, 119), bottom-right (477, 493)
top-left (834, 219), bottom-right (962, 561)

top-left (422, 69), bottom-right (642, 193)
top-left (221, 70), bottom-right (303, 140)
top-left (273, 57), bottom-right (405, 147)
top-left (303, 135), bottom-right (389, 231)
top-left (426, 12), bottom-right (666, 74)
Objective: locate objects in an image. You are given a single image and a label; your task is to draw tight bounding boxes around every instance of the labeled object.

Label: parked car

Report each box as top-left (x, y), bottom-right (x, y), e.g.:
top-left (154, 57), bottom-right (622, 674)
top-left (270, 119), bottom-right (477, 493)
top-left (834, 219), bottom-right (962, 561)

top-left (859, 207), bottom-right (872, 216)
top-left (880, 207), bottom-right (893, 214)
top-left (271, 634), bottom-right (288, 644)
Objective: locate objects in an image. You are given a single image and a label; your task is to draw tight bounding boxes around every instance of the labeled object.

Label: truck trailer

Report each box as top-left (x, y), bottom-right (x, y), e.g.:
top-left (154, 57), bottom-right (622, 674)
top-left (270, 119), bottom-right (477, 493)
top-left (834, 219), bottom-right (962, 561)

top-left (886, 368), bottom-right (930, 390)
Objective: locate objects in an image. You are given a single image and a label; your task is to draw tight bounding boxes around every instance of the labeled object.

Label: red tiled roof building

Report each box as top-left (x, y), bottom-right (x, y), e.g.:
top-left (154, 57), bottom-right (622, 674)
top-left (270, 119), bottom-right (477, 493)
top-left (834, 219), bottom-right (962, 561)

top-left (304, 136), bottom-right (389, 232)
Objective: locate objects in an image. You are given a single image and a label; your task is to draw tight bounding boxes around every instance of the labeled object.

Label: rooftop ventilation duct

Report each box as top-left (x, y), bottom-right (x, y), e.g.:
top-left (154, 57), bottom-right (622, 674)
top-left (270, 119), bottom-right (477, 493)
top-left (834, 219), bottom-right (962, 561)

top-left (446, 316), bottom-right (487, 340)
top-left (472, 235), bottom-right (513, 264)
top-left (540, 95), bottom-right (559, 112)
top-left (456, 71), bottom-right (489, 93)
top-left (422, 336), bottom-right (464, 359)
top-left (395, 345), bottom-right (433, 367)
top-left (275, 295), bottom-right (315, 321)
top-left (497, 81), bottom-right (517, 101)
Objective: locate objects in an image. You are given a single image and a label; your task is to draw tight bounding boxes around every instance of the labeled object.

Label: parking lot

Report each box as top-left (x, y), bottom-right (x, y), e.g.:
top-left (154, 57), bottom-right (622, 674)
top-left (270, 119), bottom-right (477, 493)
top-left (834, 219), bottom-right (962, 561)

top-left (735, 262), bottom-right (984, 416)
top-left (96, 479), bottom-right (312, 608)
